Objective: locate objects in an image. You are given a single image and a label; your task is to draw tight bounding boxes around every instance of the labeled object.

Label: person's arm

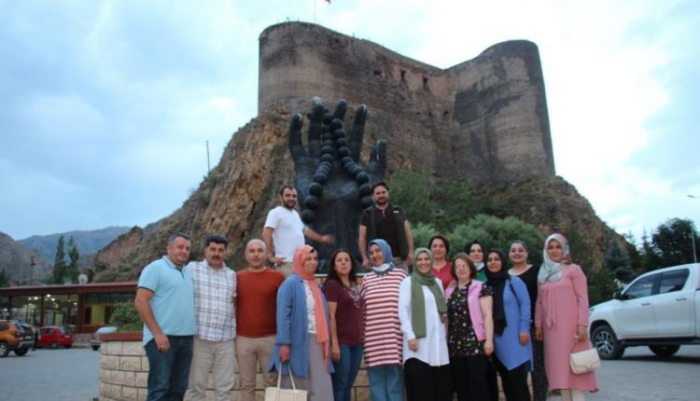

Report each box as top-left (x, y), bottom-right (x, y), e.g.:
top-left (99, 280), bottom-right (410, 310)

top-left (328, 301), bottom-right (341, 362)
top-left (404, 220), bottom-right (414, 267)
top-left (535, 282), bottom-right (544, 341)
top-left (262, 227), bottom-right (283, 265)
top-left (398, 278), bottom-right (417, 351)
top-left (276, 280), bottom-right (293, 363)
top-left (511, 277), bottom-right (531, 345)
top-left (134, 288), bottom-right (169, 353)
top-left (571, 265), bottom-right (590, 342)
top-left (479, 294), bottom-right (494, 356)
top-left (303, 226), bottom-right (334, 244)
top-left (359, 225), bottom-right (369, 270)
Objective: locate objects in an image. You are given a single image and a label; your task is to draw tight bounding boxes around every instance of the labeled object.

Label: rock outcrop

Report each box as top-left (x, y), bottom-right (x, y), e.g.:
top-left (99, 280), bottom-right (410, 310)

top-left (0, 232), bottom-right (52, 284)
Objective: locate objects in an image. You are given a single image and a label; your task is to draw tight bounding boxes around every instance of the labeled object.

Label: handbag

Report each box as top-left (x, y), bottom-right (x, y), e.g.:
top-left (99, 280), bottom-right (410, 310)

top-left (265, 363), bottom-right (308, 401)
top-left (569, 340), bottom-right (601, 374)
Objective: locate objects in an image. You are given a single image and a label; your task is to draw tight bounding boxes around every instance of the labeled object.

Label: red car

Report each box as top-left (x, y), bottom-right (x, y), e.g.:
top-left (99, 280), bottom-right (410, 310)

top-left (37, 326), bottom-right (74, 349)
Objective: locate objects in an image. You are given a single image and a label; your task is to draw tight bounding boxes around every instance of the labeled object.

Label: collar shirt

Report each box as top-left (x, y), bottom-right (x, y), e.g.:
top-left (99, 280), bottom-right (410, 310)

top-left (185, 260), bottom-right (237, 341)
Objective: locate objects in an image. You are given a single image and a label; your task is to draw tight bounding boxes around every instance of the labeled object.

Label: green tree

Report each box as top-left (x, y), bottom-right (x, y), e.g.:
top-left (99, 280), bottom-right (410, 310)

top-left (603, 238), bottom-right (635, 282)
top-left (52, 235), bottom-right (67, 284)
top-left (448, 214), bottom-right (545, 266)
top-left (388, 170), bottom-right (437, 225)
top-left (110, 302), bottom-right (143, 331)
top-left (649, 218), bottom-right (699, 268)
top-left (412, 223), bottom-right (439, 254)
top-left (67, 236), bottom-right (80, 283)
top-left (587, 264), bottom-right (619, 306)
top-left (0, 269), bottom-right (8, 288)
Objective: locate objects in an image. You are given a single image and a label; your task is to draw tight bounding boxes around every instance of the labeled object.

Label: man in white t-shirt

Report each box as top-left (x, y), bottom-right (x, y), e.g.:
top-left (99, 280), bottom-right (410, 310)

top-left (263, 186), bottom-right (334, 276)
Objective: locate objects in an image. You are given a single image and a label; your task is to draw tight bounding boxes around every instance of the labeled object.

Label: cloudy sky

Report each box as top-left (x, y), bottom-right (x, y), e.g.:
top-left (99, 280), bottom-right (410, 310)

top-left (1, 0), bottom-right (699, 244)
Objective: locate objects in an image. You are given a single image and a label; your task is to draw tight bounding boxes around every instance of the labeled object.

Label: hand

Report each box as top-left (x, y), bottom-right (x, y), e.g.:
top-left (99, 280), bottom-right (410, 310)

top-left (269, 256), bottom-right (284, 266)
top-left (519, 332), bottom-right (530, 346)
top-left (279, 345), bottom-right (291, 362)
top-left (483, 340), bottom-right (494, 356)
top-left (535, 327), bottom-right (543, 341)
top-left (331, 344), bottom-right (341, 363)
top-left (575, 325), bottom-right (588, 342)
top-left (404, 253), bottom-right (413, 268)
top-left (320, 234), bottom-right (335, 244)
top-left (408, 339), bottom-right (418, 352)
top-left (289, 98), bottom-right (386, 268)
top-left (362, 258), bottom-right (370, 271)
top-left (154, 333), bottom-right (170, 354)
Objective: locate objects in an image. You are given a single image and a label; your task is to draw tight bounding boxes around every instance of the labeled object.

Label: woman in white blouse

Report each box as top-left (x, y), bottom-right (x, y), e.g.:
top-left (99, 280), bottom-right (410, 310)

top-left (398, 248), bottom-right (451, 401)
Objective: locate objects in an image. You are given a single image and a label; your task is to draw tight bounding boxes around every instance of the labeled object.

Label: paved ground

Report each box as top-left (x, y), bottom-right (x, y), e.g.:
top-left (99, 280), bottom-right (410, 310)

top-left (567, 345), bottom-right (700, 401)
top-left (1, 344), bottom-right (698, 400)
top-left (0, 346), bottom-right (100, 401)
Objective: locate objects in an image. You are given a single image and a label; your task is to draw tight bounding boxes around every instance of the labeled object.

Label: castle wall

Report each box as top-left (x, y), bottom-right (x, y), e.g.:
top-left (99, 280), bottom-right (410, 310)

top-left (258, 22), bottom-right (554, 184)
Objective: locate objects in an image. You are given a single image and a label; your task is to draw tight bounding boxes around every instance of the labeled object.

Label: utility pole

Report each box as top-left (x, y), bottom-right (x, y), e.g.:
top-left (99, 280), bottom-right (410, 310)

top-left (206, 140), bottom-right (211, 173)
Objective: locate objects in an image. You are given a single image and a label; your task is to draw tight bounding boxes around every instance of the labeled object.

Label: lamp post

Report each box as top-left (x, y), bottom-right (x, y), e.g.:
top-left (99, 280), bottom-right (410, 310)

top-left (688, 195), bottom-right (698, 264)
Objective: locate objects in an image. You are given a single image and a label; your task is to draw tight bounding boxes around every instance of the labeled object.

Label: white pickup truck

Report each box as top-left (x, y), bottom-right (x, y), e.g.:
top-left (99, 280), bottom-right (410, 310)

top-left (588, 263), bottom-right (700, 359)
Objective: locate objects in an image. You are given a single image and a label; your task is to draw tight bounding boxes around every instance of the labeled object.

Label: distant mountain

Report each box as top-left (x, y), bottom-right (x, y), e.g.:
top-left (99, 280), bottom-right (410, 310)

top-left (0, 232), bottom-right (52, 284)
top-left (18, 226), bottom-right (130, 261)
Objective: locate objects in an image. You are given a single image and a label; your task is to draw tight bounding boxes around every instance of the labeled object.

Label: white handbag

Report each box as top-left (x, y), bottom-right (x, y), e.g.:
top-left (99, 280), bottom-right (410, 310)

top-left (569, 342), bottom-right (601, 374)
top-left (265, 364), bottom-right (308, 401)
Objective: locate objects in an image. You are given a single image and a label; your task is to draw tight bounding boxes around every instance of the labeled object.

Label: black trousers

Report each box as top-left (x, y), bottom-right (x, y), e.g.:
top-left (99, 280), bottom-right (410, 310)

top-left (494, 358), bottom-right (531, 401)
top-left (404, 358), bottom-right (452, 401)
top-left (450, 355), bottom-right (492, 401)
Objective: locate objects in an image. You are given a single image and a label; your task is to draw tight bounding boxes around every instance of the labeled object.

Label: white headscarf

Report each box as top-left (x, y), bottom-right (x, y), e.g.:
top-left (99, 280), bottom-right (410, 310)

top-left (538, 233), bottom-right (571, 284)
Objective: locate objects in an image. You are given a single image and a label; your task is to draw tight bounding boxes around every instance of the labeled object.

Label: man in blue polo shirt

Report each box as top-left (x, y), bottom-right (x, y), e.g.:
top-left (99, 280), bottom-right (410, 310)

top-left (134, 232), bottom-right (195, 401)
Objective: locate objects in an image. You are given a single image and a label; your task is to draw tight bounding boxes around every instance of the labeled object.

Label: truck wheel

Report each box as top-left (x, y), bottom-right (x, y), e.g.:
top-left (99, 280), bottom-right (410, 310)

top-left (14, 347), bottom-right (29, 356)
top-left (50, 342), bottom-right (58, 349)
top-left (649, 345), bottom-right (680, 357)
top-left (592, 324), bottom-right (625, 360)
top-left (92, 345), bottom-right (100, 351)
top-left (0, 342), bottom-right (9, 357)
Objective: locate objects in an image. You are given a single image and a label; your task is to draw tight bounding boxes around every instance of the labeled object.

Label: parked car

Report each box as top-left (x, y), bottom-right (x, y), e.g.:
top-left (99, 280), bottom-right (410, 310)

top-left (589, 263), bottom-right (700, 359)
top-left (90, 326), bottom-right (117, 351)
top-left (37, 326), bottom-right (74, 349)
top-left (0, 321), bottom-right (34, 357)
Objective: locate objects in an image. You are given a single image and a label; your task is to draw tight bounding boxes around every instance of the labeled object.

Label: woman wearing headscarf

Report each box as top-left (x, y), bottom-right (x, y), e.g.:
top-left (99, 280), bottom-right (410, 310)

top-left (508, 240), bottom-right (548, 401)
top-left (445, 253), bottom-right (494, 401)
top-left (535, 234), bottom-right (598, 401)
top-left (361, 239), bottom-right (408, 401)
top-left (486, 249), bottom-right (533, 401)
top-left (397, 248), bottom-right (451, 401)
top-left (270, 245), bottom-right (333, 401)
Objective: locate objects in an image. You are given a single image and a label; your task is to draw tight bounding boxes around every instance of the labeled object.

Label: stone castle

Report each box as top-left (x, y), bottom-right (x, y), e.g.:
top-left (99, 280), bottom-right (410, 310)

top-left (259, 22), bottom-right (554, 185)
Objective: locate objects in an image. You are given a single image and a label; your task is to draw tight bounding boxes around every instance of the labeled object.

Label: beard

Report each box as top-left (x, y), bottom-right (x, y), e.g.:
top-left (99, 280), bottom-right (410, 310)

top-left (283, 200), bottom-right (296, 209)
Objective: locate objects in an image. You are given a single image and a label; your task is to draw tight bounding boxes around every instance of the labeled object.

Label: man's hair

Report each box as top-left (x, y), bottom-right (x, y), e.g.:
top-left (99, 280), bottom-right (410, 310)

top-left (167, 232), bottom-right (192, 244)
top-left (371, 181), bottom-right (389, 192)
top-left (246, 238), bottom-right (267, 252)
top-left (204, 234), bottom-right (228, 248)
top-left (279, 185), bottom-right (295, 196)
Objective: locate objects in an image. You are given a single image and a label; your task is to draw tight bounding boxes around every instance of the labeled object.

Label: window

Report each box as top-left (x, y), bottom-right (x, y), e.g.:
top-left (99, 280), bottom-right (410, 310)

top-left (659, 269), bottom-right (689, 294)
top-left (625, 274), bottom-right (657, 299)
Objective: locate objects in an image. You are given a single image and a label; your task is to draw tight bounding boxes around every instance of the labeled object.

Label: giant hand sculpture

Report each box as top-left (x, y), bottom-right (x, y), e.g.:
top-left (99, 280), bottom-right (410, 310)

top-left (289, 97), bottom-right (386, 270)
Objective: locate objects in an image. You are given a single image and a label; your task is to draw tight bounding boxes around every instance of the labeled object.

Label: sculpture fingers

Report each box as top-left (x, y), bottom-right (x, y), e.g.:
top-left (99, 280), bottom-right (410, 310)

top-left (288, 113), bottom-right (307, 163)
top-left (348, 105), bottom-right (367, 161)
top-left (333, 99), bottom-right (348, 121)
top-left (366, 139), bottom-right (387, 179)
top-left (307, 97), bottom-right (325, 158)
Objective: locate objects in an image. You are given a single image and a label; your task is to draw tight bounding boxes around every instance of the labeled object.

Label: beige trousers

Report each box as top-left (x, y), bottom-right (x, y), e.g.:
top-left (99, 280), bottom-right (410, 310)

top-left (235, 335), bottom-right (277, 401)
top-left (188, 337), bottom-right (236, 401)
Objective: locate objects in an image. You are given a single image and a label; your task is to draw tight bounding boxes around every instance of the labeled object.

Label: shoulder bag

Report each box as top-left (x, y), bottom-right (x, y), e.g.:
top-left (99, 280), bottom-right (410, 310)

top-left (570, 340), bottom-right (601, 374)
top-left (265, 363), bottom-right (308, 401)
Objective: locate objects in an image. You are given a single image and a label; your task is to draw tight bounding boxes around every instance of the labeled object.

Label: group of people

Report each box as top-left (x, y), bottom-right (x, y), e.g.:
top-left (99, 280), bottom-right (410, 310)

top-left (134, 182), bottom-right (598, 401)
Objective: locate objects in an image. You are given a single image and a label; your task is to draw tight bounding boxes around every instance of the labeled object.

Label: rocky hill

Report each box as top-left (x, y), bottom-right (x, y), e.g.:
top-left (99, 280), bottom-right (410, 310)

top-left (0, 232), bottom-right (52, 284)
top-left (92, 23), bottom-right (623, 280)
top-left (18, 226), bottom-right (130, 260)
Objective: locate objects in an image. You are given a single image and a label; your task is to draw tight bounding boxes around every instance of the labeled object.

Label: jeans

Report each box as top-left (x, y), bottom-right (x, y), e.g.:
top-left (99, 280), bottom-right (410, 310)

top-left (331, 345), bottom-right (363, 401)
top-left (367, 365), bottom-right (404, 401)
top-left (144, 335), bottom-right (194, 401)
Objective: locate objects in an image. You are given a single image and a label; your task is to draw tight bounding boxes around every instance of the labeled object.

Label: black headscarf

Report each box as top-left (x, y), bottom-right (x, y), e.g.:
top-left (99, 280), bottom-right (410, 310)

top-left (485, 249), bottom-right (510, 335)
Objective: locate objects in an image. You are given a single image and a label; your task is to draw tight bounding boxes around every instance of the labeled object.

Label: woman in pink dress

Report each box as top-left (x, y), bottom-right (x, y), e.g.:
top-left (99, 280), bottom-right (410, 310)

top-left (535, 234), bottom-right (598, 401)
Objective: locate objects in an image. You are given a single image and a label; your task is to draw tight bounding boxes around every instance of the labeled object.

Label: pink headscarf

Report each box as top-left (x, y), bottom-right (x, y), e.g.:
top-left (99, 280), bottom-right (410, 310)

top-left (293, 245), bottom-right (330, 369)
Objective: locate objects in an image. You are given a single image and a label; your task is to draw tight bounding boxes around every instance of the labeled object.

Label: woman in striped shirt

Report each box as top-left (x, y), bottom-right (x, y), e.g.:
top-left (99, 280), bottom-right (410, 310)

top-left (361, 239), bottom-right (408, 401)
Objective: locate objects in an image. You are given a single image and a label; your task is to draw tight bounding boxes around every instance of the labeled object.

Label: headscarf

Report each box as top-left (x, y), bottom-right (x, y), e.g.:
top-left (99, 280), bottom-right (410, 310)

top-left (410, 248), bottom-right (448, 338)
top-left (293, 245), bottom-right (330, 368)
top-left (466, 239), bottom-right (485, 271)
top-left (538, 233), bottom-right (571, 284)
top-left (485, 249), bottom-right (510, 335)
top-left (368, 239), bottom-right (395, 275)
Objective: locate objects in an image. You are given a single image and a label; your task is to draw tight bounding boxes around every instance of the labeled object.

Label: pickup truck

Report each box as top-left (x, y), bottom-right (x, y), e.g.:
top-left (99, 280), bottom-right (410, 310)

top-left (588, 263), bottom-right (700, 359)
